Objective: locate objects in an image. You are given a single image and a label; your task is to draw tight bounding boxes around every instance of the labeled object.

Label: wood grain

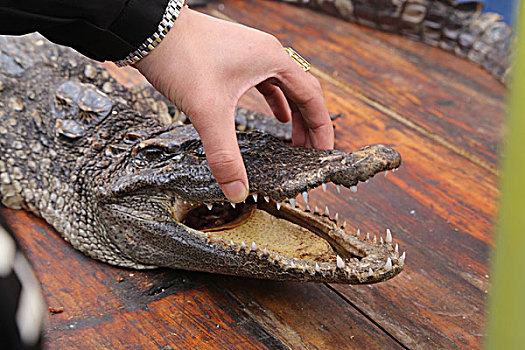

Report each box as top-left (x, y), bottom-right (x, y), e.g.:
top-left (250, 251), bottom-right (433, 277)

top-left (2, 1), bottom-right (506, 349)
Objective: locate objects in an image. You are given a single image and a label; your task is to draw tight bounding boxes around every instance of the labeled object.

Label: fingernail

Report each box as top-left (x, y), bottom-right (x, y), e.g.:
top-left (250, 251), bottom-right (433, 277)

top-left (222, 180), bottom-right (249, 203)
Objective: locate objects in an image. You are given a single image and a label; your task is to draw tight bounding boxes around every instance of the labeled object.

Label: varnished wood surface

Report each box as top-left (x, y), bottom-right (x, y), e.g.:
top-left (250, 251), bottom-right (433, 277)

top-left (2, 1), bottom-right (506, 349)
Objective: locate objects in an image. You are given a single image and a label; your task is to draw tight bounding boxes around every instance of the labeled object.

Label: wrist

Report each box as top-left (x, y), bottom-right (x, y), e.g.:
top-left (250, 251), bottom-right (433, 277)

top-left (115, 0), bottom-right (188, 67)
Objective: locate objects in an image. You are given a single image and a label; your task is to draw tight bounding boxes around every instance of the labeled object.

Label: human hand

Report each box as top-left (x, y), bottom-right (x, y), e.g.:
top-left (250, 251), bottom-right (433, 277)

top-left (134, 7), bottom-right (334, 203)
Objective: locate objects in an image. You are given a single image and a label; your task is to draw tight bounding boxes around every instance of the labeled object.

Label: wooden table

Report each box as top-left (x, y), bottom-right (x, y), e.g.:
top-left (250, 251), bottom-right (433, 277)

top-left (2, 1), bottom-right (506, 349)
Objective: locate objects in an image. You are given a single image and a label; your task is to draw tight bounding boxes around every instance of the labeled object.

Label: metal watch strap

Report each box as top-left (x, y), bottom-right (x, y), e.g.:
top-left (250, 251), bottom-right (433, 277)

top-left (114, 0), bottom-right (187, 67)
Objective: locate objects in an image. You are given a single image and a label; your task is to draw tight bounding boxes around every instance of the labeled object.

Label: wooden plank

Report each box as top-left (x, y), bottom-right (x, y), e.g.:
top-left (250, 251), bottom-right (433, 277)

top-left (207, 276), bottom-right (404, 349)
top-left (208, 0), bottom-right (506, 172)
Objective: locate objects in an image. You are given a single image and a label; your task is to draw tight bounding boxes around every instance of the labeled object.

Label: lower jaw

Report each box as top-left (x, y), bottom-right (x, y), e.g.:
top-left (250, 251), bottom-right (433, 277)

top-left (179, 199), bottom-right (363, 264)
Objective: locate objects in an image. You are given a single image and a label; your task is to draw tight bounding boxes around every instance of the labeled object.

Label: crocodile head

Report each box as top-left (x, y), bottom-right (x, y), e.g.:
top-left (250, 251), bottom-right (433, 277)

top-left (97, 124), bottom-right (403, 284)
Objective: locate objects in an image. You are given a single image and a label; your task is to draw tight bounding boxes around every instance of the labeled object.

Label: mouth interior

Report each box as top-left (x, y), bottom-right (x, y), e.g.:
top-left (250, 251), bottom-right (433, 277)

top-left (179, 197), bottom-right (349, 263)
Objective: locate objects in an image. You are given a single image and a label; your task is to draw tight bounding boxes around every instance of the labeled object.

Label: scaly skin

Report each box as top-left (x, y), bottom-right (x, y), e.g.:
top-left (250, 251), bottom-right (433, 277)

top-left (0, 34), bottom-right (404, 283)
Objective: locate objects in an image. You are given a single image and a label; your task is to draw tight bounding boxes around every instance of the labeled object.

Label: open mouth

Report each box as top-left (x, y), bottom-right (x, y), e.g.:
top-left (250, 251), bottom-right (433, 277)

top-left (173, 174), bottom-right (405, 284)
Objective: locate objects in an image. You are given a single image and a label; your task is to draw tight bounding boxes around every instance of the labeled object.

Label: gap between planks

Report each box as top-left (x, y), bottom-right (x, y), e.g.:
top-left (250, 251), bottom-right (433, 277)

top-left (207, 8), bottom-right (500, 177)
top-left (324, 283), bottom-right (409, 349)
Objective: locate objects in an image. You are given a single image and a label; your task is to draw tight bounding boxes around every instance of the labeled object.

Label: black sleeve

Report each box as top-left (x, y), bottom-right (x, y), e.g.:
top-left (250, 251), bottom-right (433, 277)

top-left (0, 0), bottom-right (169, 61)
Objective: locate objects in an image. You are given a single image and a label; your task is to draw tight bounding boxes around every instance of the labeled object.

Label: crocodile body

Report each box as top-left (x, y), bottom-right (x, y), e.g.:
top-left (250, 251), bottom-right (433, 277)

top-left (0, 34), bottom-right (404, 284)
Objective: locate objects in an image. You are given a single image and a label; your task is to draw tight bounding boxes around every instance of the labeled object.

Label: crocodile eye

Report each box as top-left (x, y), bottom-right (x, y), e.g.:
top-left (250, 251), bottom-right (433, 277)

top-left (139, 148), bottom-right (166, 162)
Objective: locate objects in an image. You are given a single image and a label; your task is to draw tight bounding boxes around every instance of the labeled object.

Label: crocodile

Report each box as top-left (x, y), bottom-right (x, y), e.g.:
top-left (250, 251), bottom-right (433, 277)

top-left (0, 34), bottom-right (404, 284)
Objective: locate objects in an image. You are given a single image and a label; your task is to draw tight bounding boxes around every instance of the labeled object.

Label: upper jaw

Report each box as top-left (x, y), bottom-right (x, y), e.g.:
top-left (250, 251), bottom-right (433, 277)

top-left (107, 129), bottom-right (401, 206)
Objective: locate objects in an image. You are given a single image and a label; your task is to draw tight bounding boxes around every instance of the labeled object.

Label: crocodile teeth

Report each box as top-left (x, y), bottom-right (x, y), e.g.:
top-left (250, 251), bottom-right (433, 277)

top-left (385, 170), bottom-right (389, 177)
top-left (204, 232), bottom-right (209, 238)
top-left (206, 203), bottom-right (213, 210)
top-left (306, 205), bottom-right (311, 212)
top-left (336, 185), bottom-right (341, 193)
top-left (252, 194), bottom-right (258, 202)
top-left (342, 220), bottom-right (347, 229)
top-left (324, 206), bottom-right (330, 217)
top-left (276, 202), bottom-right (281, 210)
top-left (263, 247), bottom-right (268, 255)
top-left (315, 263), bottom-right (321, 272)
top-left (373, 235), bottom-right (377, 244)
top-left (314, 206), bottom-right (319, 214)
top-left (384, 257), bottom-right (392, 270)
top-left (241, 241), bottom-right (246, 249)
top-left (230, 240), bottom-right (235, 247)
top-left (334, 212), bottom-right (339, 223)
top-left (369, 268), bottom-right (374, 275)
top-left (356, 228), bottom-right (361, 237)
top-left (386, 228), bottom-right (393, 243)
top-left (264, 196), bottom-right (270, 202)
top-left (380, 237), bottom-right (384, 244)
top-left (366, 232), bottom-right (370, 241)
top-left (336, 255), bottom-right (345, 269)
top-left (290, 261), bottom-right (296, 268)
top-left (230, 202), bottom-right (236, 209)
top-left (322, 183), bottom-right (327, 192)
top-left (251, 242), bottom-right (257, 251)
top-left (302, 191), bottom-right (308, 203)
top-left (400, 252), bottom-right (406, 264)
top-left (350, 185), bottom-right (357, 193)
top-left (289, 198), bottom-right (296, 208)
top-left (395, 243), bottom-right (399, 254)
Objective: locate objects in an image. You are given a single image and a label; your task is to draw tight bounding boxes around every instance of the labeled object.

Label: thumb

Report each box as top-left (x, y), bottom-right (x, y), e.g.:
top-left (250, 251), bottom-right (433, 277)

top-left (191, 107), bottom-right (249, 203)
